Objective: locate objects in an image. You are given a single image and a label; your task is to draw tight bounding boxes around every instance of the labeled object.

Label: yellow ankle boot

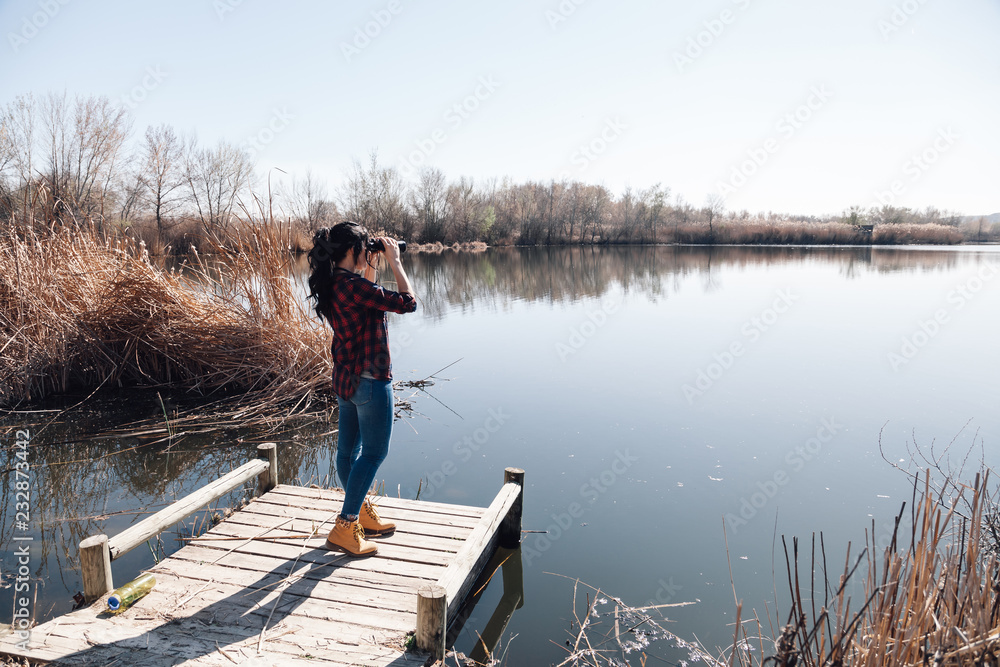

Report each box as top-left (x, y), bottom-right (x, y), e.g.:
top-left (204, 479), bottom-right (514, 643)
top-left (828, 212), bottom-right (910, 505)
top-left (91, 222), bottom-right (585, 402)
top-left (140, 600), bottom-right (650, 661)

top-left (359, 498), bottom-right (396, 535)
top-left (326, 516), bottom-right (377, 556)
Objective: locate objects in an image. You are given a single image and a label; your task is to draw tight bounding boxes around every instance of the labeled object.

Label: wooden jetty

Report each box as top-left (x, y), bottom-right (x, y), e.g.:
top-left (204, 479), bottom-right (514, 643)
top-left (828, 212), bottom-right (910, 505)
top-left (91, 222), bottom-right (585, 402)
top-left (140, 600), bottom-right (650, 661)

top-left (0, 445), bottom-right (525, 666)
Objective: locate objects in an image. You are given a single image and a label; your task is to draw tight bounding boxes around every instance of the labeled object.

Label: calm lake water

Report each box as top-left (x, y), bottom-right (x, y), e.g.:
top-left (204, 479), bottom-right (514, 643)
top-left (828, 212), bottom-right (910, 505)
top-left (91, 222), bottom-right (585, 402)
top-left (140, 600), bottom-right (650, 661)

top-left (3, 245), bottom-right (999, 664)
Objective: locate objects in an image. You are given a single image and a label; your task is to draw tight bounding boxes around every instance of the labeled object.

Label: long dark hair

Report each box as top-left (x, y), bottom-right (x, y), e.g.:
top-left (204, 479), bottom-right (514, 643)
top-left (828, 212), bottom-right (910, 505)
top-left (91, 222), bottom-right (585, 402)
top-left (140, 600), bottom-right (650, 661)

top-left (307, 222), bottom-right (369, 322)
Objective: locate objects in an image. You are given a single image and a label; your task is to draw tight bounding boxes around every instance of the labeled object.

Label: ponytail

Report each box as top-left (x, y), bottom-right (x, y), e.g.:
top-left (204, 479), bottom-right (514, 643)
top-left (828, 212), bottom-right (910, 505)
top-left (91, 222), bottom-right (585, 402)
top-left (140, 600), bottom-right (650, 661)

top-left (307, 222), bottom-right (369, 321)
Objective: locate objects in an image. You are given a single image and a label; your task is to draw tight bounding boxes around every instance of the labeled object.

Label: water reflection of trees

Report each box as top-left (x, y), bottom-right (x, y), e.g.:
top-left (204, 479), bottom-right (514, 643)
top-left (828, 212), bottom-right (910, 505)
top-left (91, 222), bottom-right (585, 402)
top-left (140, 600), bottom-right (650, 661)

top-left (0, 391), bottom-right (330, 617)
top-left (384, 246), bottom-right (989, 318)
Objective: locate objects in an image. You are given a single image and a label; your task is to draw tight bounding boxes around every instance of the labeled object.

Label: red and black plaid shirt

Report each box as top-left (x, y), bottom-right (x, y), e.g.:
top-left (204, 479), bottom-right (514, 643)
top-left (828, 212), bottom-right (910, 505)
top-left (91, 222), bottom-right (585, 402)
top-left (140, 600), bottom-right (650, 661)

top-left (328, 268), bottom-right (417, 399)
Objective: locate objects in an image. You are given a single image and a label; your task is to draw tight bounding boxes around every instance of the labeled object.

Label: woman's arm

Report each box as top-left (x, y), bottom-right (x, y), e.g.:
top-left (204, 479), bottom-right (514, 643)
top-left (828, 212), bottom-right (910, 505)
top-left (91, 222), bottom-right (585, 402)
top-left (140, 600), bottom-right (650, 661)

top-left (381, 238), bottom-right (413, 296)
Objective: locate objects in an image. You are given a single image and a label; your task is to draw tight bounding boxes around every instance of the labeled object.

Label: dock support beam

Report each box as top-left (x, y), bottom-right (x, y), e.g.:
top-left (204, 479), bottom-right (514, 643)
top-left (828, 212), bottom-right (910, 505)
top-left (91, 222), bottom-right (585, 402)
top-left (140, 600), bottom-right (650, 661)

top-left (500, 467), bottom-right (524, 549)
top-left (417, 584), bottom-right (447, 659)
top-left (257, 442), bottom-right (277, 494)
top-left (79, 534), bottom-right (113, 603)
top-left (418, 466), bottom-right (524, 658)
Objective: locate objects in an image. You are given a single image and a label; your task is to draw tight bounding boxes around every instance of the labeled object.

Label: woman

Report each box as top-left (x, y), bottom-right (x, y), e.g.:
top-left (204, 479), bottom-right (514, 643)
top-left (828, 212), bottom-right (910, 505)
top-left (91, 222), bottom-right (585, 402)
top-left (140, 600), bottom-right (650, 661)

top-left (307, 222), bottom-right (416, 556)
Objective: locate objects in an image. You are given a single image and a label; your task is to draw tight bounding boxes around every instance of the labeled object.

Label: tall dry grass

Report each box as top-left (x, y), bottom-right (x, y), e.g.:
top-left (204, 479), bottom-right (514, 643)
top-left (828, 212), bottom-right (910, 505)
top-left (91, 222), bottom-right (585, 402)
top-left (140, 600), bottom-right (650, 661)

top-left (872, 223), bottom-right (965, 245)
top-left (540, 468), bottom-right (1000, 667)
top-left (0, 219), bottom-right (333, 419)
top-left (667, 221), bottom-right (964, 246)
top-left (728, 471), bottom-right (1000, 667)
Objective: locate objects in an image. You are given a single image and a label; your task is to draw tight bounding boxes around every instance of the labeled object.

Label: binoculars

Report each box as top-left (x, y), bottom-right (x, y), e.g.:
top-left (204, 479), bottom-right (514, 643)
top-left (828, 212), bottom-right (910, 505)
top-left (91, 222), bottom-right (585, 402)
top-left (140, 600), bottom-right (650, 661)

top-left (366, 239), bottom-right (407, 254)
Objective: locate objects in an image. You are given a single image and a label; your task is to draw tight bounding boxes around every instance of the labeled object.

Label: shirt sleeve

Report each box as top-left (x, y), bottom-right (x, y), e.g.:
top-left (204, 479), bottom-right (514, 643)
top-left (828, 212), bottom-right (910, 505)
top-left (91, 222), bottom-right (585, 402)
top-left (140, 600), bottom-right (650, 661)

top-left (346, 275), bottom-right (417, 314)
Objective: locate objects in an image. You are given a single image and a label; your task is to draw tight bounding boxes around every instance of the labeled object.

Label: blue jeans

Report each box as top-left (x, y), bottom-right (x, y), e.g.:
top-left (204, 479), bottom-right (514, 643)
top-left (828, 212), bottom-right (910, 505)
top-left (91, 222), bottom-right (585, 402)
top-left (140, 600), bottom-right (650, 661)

top-left (336, 377), bottom-right (393, 519)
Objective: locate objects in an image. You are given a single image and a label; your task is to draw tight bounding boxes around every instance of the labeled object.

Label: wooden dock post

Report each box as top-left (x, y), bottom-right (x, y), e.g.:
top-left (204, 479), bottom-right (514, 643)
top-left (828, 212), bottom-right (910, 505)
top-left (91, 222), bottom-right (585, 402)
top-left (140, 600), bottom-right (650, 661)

top-left (257, 442), bottom-right (277, 494)
top-left (79, 534), bottom-right (113, 604)
top-left (500, 467), bottom-right (524, 549)
top-left (416, 584), bottom-right (447, 659)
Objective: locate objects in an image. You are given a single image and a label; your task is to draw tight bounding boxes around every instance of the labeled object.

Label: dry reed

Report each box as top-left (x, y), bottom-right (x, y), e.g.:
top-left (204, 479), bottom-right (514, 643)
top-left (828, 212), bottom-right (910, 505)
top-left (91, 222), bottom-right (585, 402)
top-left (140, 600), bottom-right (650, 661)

top-left (729, 470), bottom-right (1000, 667)
top-left (533, 467), bottom-right (1000, 667)
top-left (668, 221), bottom-right (964, 246)
top-left (0, 218), bottom-right (334, 424)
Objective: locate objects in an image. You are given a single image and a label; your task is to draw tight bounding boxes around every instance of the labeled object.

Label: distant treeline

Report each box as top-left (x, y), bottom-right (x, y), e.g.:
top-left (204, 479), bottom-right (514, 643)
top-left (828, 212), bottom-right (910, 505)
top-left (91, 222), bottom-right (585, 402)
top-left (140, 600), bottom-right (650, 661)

top-left (2, 92), bottom-right (997, 253)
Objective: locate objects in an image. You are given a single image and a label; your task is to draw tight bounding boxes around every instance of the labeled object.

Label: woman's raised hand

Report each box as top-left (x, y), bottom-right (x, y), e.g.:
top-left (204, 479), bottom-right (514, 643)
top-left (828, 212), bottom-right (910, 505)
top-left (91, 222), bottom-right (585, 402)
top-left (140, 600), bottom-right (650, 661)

top-left (380, 237), bottom-right (403, 264)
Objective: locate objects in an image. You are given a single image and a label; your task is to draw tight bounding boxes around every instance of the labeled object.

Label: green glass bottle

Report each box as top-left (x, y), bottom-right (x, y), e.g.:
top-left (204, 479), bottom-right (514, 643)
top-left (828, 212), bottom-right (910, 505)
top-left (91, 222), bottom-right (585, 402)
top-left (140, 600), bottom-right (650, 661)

top-left (107, 573), bottom-right (156, 613)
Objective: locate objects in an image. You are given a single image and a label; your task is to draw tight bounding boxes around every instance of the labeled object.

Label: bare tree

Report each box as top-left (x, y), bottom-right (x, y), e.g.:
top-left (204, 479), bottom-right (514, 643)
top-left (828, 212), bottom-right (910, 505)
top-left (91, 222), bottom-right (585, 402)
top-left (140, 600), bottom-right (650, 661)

top-left (339, 150), bottom-right (407, 233)
top-left (642, 183), bottom-right (668, 242)
top-left (670, 194), bottom-right (692, 241)
top-left (613, 185), bottom-right (636, 242)
top-left (117, 169), bottom-right (146, 224)
top-left (184, 139), bottom-right (255, 234)
top-left (869, 204), bottom-right (905, 226)
top-left (704, 193), bottom-right (725, 238)
top-left (410, 166), bottom-right (448, 242)
top-left (580, 184), bottom-right (610, 243)
top-left (340, 157), bottom-right (374, 228)
top-left (843, 205), bottom-right (866, 226)
top-left (38, 93), bottom-right (133, 225)
top-left (289, 168), bottom-right (335, 230)
top-left (140, 124), bottom-right (185, 235)
top-left (1, 97), bottom-right (33, 192)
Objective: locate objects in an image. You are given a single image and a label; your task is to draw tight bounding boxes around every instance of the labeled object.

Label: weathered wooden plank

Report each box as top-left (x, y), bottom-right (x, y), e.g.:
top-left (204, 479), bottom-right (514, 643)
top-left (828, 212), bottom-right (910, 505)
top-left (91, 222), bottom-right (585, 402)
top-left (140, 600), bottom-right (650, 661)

top-left (167, 540), bottom-right (444, 585)
top-left (139, 568), bottom-right (417, 634)
top-left (18, 622), bottom-right (418, 667)
top-left (9, 612), bottom-right (420, 666)
top-left (271, 485), bottom-right (486, 518)
top-left (235, 497), bottom-right (477, 540)
top-left (196, 521), bottom-right (458, 567)
top-left (163, 544), bottom-right (429, 594)
top-left (252, 492), bottom-right (483, 530)
top-left (499, 467), bottom-right (525, 549)
top-left (108, 458), bottom-right (268, 560)
top-left (150, 556), bottom-right (418, 613)
top-left (436, 483), bottom-right (520, 621)
top-left (220, 507), bottom-right (469, 553)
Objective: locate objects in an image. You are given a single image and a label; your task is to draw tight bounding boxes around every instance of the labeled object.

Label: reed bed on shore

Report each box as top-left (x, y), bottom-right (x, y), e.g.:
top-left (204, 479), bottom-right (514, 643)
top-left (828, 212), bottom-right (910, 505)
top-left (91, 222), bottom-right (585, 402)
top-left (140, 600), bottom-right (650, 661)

top-left (727, 470), bottom-right (1000, 667)
top-left (670, 221), bottom-right (964, 246)
top-left (525, 468), bottom-right (999, 667)
top-left (0, 219), bottom-right (334, 424)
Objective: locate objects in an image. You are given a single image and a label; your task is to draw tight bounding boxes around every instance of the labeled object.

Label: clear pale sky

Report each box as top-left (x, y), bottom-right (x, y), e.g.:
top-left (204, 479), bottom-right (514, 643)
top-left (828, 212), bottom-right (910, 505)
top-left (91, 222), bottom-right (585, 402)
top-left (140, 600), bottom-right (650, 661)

top-left (2, 0), bottom-right (998, 216)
